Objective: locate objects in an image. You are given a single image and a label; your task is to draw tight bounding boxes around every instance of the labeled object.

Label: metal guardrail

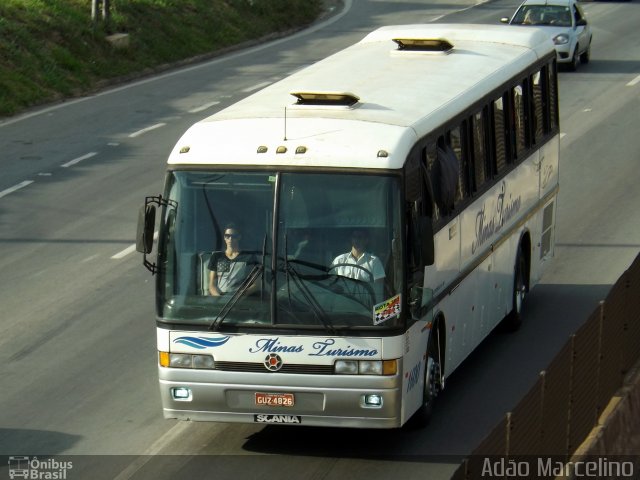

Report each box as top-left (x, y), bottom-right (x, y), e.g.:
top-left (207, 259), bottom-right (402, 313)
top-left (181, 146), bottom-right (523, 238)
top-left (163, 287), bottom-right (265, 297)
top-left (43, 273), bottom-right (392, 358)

top-left (452, 252), bottom-right (640, 479)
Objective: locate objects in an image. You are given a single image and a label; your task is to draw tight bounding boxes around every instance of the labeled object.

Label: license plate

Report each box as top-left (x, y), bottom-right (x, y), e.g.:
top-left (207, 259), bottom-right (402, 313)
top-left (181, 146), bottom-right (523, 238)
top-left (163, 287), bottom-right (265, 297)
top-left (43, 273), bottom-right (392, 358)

top-left (255, 392), bottom-right (294, 407)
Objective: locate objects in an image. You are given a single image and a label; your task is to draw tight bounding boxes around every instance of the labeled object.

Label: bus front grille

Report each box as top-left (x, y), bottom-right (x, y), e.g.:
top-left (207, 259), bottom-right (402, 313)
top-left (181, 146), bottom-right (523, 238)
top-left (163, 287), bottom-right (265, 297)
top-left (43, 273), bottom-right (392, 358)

top-left (215, 361), bottom-right (334, 375)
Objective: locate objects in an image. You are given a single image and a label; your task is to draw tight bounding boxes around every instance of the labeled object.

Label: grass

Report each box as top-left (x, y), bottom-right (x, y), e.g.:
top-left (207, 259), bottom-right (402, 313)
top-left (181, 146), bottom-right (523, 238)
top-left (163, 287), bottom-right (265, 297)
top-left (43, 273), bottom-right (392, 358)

top-left (0, 0), bottom-right (325, 117)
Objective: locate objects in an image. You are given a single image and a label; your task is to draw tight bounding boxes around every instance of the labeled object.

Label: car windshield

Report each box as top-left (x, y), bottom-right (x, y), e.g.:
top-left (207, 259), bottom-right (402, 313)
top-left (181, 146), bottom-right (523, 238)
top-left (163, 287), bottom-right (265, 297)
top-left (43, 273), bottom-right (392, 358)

top-left (156, 170), bottom-right (404, 331)
top-left (512, 5), bottom-right (572, 27)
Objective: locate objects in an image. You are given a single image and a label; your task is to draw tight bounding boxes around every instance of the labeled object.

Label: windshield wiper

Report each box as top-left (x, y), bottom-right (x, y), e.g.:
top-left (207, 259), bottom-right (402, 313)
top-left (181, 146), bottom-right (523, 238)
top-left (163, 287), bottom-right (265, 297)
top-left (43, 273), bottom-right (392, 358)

top-left (209, 264), bottom-right (263, 331)
top-left (280, 260), bottom-right (336, 335)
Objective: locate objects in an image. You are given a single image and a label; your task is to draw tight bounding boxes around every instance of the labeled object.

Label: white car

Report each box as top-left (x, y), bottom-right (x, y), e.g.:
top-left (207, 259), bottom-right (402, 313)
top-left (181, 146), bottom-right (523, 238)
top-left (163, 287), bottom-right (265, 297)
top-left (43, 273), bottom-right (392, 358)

top-left (501, 0), bottom-right (593, 71)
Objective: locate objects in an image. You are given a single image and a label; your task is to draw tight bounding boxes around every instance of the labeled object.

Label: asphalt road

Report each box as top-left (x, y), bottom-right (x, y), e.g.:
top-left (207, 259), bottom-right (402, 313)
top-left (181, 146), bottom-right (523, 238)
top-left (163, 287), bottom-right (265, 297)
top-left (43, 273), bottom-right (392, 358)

top-left (1, 0), bottom-right (639, 479)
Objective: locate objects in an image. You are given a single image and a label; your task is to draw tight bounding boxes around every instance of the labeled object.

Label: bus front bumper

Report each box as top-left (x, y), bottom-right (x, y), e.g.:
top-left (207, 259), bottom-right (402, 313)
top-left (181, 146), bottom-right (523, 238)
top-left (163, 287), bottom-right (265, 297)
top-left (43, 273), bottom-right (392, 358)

top-left (159, 368), bottom-right (403, 429)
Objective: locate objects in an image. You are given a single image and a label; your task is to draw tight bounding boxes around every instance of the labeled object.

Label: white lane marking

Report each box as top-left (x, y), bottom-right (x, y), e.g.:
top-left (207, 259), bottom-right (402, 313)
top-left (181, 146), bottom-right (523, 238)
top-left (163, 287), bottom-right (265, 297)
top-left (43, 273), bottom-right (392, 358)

top-left (61, 151), bottom-right (98, 168)
top-left (242, 81), bottom-right (271, 93)
top-left (627, 74), bottom-right (640, 87)
top-left (112, 422), bottom-right (194, 480)
top-left (111, 244), bottom-right (137, 260)
top-left (129, 123), bottom-right (166, 138)
top-left (189, 101), bottom-right (220, 114)
top-left (81, 254), bottom-right (101, 263)
top-left (112, 231), bottom-right (158, 259)
top-left (0, 180), bottom-right (34, 199)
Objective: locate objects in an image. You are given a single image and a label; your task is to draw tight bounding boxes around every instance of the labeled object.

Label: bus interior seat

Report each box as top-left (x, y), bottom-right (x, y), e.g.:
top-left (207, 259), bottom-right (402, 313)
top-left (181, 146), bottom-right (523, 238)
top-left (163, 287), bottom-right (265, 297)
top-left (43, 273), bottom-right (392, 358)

top-left (197, 252), bottom-right (214, 295)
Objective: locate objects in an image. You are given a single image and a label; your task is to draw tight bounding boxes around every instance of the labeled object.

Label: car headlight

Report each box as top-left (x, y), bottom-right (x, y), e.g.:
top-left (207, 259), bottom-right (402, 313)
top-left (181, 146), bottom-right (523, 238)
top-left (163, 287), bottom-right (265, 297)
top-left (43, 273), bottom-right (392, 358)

top-left (553, 34), bottom-right (570, 45)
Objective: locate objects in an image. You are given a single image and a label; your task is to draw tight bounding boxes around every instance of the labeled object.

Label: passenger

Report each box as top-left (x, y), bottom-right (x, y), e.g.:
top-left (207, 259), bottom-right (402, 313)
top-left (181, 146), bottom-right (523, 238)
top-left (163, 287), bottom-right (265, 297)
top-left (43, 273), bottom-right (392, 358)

top-left (208, 223), bottom-right (256, 296)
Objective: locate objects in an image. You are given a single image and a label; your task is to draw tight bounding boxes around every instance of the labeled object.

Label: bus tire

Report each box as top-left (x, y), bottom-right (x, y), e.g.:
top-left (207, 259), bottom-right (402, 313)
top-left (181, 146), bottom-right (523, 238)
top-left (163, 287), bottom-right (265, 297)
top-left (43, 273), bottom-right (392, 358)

top-left (409, 329), bottom-right (441, 428)
top-left (502, 249), bottom-right (527, 331)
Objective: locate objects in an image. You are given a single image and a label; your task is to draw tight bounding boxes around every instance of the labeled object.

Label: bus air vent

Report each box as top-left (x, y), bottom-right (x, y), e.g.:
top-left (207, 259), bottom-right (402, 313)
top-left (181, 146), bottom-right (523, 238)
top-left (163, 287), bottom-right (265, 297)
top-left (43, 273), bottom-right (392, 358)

top-left (290, 91), bottom-right (360, 107)
top-left (392, 38), bottom-right (453, 53)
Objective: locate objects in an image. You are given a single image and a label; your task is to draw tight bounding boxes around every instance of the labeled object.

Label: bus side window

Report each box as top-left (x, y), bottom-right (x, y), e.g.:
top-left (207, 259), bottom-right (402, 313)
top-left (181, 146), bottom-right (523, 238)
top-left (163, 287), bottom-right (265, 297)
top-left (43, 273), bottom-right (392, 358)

top-left (424, 143), bottom-right (440, 222)
top-left (448, 126), bottom-right (469, 207)
top-left (511, 84), bottom-right (526, 161)
top-left (431, 136), bottom-right (459, 217)
top-left (547, 61), bottom-right (558, 132)
top-left (406, 150), bottom-right (434, 273)
top-left (532, 70), bottom-right (545, 141)
top-left (470, 109), bottom-right (489, 191)
top-left (493, 95), bottom-right (508, 175)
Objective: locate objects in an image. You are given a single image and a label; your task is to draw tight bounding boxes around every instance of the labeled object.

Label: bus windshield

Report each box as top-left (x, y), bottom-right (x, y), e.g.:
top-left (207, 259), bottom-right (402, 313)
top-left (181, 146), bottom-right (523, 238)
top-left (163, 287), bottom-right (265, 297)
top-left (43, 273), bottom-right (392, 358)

top-left (157, 170), bottom-right (404, 331)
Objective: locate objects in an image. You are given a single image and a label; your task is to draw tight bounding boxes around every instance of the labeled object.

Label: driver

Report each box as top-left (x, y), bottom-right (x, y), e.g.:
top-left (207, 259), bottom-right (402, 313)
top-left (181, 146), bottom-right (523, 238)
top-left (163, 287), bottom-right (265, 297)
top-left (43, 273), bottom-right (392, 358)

top-left (330, 229), bottom-right (386, 299)
top-left (522, 9), bottom-right (542, 24)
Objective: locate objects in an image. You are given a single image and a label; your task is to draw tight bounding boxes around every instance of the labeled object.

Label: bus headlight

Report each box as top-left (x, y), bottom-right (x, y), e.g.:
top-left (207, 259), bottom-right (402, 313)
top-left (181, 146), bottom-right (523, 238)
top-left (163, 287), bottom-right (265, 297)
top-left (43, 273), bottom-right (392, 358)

top-left (363, 394), bottom-right (383, 407)
top-left (335, 360), bottom-right (358, 374)
top-left (159, 352), bottom-right (215, 369)
top-left (169, 353), bottom-right (194, 368)
top-left (359, 361), bottom-right (382, 375)
top-left (193, 354), bottom-right (216, 369)
top-left (334, 359), bottom-right (397, 375)
top-left (171, 387), bottom-right (192, 401)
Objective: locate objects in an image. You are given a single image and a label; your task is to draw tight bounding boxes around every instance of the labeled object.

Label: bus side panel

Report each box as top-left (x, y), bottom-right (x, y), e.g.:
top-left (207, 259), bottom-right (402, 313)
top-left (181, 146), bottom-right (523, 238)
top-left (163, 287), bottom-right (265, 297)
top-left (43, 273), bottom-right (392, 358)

top-left (492, 232), bottom-right (518, 321)
top-left (424, 215), bottom-right (461, 375)
top-left (462, 157), bottom-right (537, 311)
top-left (400, 320), bottom-right (430, 425)
top-left (530, 134), bottom-right (560, 285)
top-left (529, 197), bottom-right (557, 287)
top-left (538, 135), bottom-right (560, 201)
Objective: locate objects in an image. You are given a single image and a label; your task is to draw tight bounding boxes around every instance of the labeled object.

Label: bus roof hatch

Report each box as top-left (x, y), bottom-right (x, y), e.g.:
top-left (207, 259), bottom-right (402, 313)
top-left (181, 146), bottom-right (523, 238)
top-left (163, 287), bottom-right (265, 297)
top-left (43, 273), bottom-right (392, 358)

top-left (392, 38), bottom-right (454, 52)
top-left (290, 91), bottom-right (360, 107)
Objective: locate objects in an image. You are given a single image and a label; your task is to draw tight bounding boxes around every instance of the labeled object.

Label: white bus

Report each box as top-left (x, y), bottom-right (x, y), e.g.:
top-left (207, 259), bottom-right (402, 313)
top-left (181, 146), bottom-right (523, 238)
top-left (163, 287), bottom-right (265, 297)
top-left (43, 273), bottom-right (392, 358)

top-left (137, 24), bottom-right (559, 428)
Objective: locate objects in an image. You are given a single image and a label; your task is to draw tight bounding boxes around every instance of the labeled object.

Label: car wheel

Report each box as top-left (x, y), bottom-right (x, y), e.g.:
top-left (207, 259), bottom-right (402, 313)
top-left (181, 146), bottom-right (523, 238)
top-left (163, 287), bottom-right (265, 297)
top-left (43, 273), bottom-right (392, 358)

top-left (580, 42), bottom-right (591, 64)
top-left (569, 46), bottom-right (579, 72)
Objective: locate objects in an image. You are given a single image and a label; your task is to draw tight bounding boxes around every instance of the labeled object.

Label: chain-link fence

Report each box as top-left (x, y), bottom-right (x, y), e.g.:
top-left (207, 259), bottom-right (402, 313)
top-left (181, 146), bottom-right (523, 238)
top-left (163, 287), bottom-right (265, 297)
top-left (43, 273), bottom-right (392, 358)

top-left (452, 253), bottom-right (640, 479)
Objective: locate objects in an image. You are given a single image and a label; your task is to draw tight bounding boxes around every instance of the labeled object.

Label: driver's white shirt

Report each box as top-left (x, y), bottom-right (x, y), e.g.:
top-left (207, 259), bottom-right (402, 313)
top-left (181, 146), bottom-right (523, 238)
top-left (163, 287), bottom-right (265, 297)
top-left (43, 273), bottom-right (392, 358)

top-left (331, 251), bottom-right (385, 281)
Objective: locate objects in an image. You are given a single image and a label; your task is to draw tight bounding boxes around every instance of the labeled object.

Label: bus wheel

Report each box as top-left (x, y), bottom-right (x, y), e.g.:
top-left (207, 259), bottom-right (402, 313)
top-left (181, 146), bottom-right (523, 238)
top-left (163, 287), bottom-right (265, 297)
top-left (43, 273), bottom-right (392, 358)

top-left (411, 339), bottom-right (441, 428)
top-left (502, 249), bottom-right (527, 331)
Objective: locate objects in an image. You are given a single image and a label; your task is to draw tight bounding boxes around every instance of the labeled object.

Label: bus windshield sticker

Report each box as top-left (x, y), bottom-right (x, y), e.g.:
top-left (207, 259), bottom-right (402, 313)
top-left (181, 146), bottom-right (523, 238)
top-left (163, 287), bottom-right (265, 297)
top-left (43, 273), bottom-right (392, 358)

top-left (373, 294), bottom-right (401, 325)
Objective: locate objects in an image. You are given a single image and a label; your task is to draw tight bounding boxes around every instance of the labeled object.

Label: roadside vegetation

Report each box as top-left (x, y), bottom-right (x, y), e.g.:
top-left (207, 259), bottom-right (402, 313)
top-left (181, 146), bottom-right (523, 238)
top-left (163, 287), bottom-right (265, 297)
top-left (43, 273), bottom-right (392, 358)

top-left (0, 0), bottom-right (325, 117)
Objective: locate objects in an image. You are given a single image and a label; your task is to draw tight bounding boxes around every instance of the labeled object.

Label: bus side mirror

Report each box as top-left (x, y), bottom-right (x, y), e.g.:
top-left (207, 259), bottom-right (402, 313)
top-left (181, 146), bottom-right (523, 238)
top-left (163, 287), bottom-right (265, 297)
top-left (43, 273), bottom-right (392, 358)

top-left (419, 216), bottom-right (435, 266)
top-left (410, 285), bottom-right (434, 320)
top-left (136, 204), bottom-right (156, 254)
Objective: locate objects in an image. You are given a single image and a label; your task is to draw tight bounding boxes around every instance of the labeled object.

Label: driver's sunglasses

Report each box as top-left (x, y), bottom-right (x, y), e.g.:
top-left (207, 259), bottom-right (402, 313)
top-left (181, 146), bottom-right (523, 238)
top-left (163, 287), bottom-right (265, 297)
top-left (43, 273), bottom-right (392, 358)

top-left (224, 233), bottom-right (239, 239)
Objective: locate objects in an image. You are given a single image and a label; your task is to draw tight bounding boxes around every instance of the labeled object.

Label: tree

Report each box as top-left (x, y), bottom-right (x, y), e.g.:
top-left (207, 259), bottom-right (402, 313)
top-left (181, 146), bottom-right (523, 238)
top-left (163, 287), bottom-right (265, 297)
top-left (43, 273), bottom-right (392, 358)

top-left (91, 0), bottom-right (111, 26)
